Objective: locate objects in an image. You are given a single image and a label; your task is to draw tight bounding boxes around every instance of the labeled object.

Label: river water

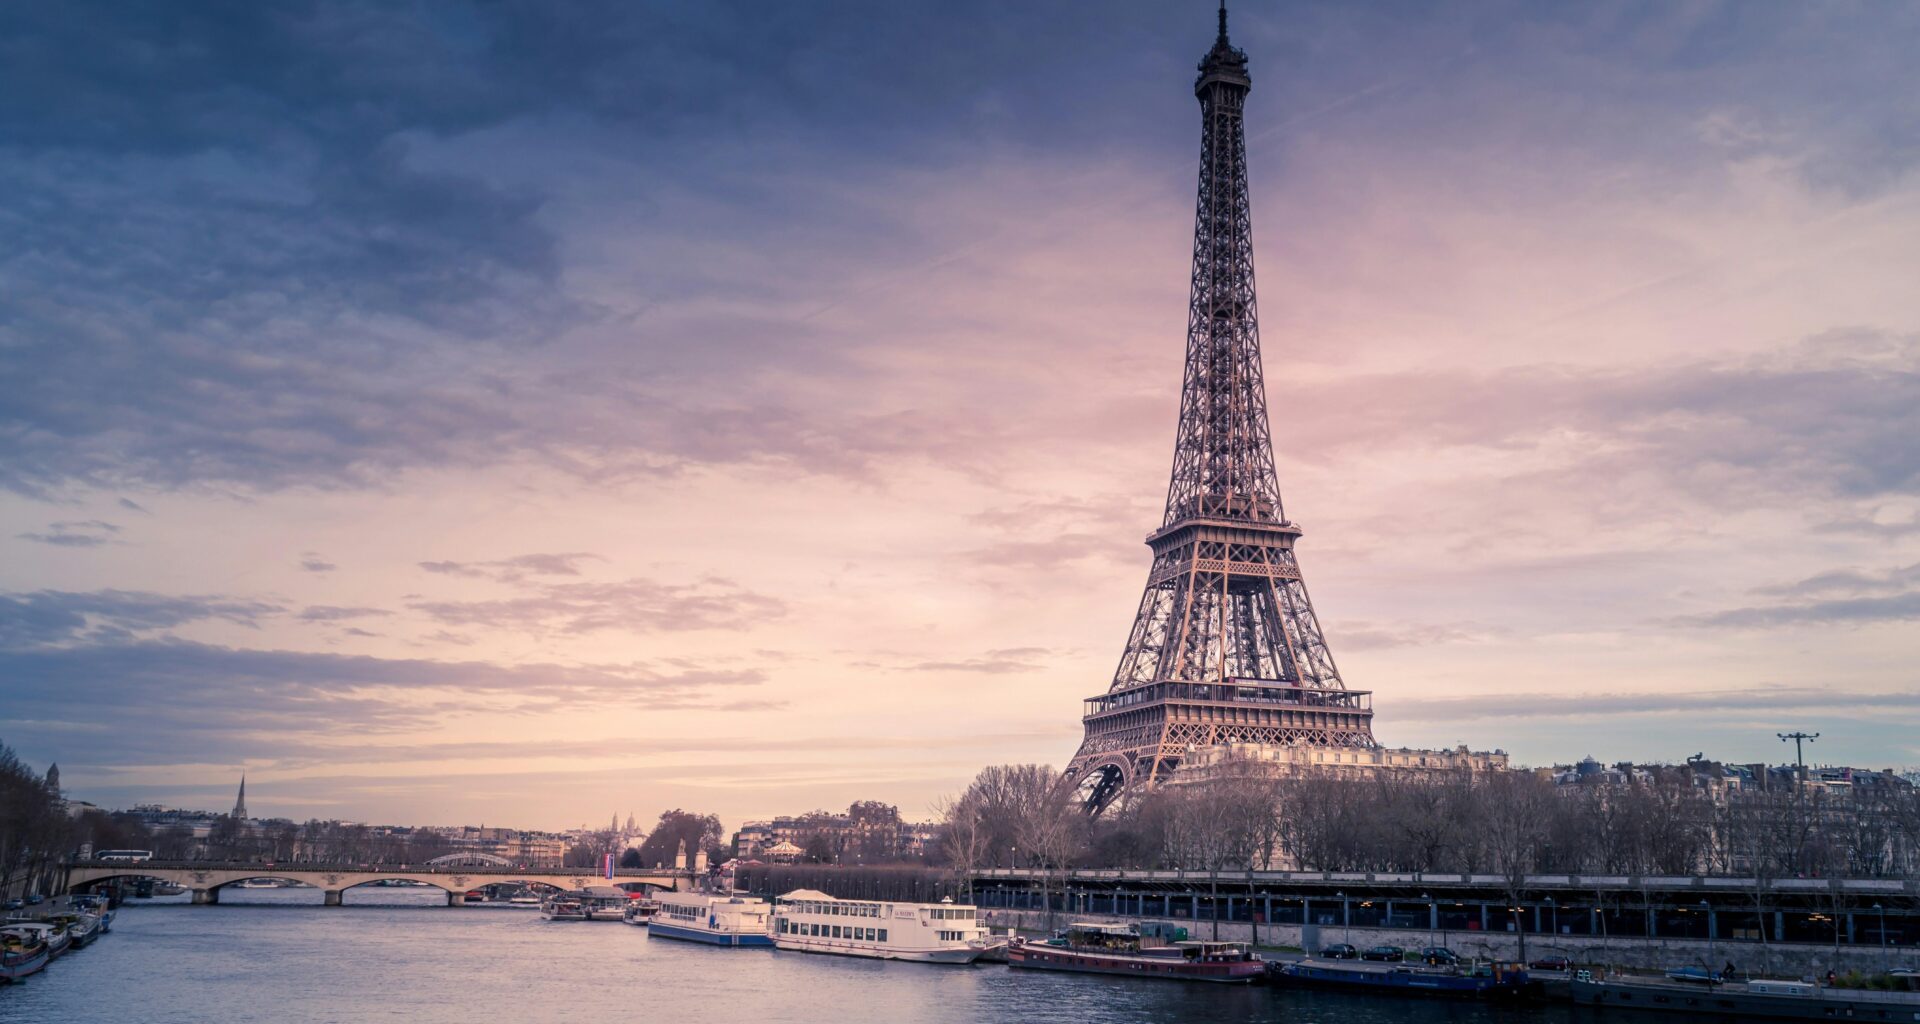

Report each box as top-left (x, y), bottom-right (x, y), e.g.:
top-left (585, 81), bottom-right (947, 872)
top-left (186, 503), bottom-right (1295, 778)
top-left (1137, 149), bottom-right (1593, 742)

top-left (4, 888), bottom-right (1645, 1024)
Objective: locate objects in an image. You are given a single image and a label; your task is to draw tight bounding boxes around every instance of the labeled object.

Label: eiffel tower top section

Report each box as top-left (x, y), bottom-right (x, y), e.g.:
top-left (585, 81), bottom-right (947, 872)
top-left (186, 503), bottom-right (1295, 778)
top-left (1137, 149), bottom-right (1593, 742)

top-left (1162, 1), bottom-right (1283, 530)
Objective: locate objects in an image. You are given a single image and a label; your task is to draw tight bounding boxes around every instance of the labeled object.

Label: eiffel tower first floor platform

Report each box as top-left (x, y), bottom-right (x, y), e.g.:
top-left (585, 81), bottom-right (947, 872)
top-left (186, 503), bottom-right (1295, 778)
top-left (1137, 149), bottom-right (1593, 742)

top-left (1065, 677), bottom-right (1376, 811)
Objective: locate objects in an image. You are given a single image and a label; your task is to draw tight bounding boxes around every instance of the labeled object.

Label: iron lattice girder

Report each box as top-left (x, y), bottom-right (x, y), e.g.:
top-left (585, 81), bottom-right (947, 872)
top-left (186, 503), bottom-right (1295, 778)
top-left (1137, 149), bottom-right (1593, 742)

top-left (1068, 11), bottom-right (1375, 809)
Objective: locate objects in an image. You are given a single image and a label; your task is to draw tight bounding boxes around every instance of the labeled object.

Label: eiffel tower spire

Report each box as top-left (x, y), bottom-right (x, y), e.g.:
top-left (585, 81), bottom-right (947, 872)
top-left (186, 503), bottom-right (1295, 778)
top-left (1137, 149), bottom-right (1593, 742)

top-left (1066, 7), bottom-right (1376, 812)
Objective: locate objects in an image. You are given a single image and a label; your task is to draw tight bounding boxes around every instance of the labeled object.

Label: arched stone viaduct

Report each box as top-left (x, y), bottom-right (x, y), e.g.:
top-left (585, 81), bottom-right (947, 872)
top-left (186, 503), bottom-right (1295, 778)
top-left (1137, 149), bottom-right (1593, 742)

top-left (66, 860), bottom-right (690, 906)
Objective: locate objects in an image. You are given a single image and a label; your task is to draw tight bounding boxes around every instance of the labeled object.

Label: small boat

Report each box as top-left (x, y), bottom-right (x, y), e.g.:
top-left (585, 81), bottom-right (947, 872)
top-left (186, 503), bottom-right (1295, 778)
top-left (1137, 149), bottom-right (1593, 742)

top-left (0, 930), bottom-right (50, 983)
top-left (622, 898), bottom-right (659, 926)
top-left (508, 893), bottom-right (541, 907)
top-left (52, 913), bottom-right (100, 950)
top-left (152, 883), bottom-right (186, 897)
top-left (539, 897), bottom-right (588, 921)
top-left (1665, 965), bottom-right (1719, 984)
top-left (648, 893), bottom-right (774, 947)
top-left (233, 878), bottom-right (280, 889)
top-left (463, 890), bottom-right (487, 904)
top-left (1271, 958), bottom-right (1532, 998)
top-left (1006, 922), bottom-right (1263, 983)
top-left (771, 890), bottom-right (999, 964)
top-left (1, 923), bottom-right (68, 963)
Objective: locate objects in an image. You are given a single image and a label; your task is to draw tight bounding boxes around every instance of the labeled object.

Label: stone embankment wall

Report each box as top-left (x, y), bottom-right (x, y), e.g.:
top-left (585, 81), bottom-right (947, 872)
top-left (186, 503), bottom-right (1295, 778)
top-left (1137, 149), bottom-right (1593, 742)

top-left (981, 910), bottom-right (1910, 979)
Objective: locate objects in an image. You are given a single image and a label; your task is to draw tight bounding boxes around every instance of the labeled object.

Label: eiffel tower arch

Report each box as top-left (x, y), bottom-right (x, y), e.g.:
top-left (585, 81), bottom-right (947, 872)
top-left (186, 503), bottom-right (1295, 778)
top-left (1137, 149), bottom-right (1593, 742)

top-left (1066, 4), bottom-right (1376, 813)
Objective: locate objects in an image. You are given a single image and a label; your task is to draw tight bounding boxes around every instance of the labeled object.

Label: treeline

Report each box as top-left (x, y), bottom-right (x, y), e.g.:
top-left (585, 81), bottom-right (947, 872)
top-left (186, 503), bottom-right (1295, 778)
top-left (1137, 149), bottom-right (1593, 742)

top-left (1, 741), bottom-right (66, 896)
top-left (940, 762), bottom-right (1920, 881)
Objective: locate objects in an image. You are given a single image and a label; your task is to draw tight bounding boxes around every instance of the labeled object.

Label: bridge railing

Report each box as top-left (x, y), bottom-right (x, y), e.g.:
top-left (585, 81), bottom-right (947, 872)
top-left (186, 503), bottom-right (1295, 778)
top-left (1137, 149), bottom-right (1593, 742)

top-left (67, 859), bottom-right (689, 876)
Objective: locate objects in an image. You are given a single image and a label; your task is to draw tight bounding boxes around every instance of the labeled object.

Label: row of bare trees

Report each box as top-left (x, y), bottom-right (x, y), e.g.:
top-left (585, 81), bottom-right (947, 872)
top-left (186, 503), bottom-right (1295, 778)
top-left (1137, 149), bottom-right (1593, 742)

top-left (941, 762), bottom-right (1920, 882)
top-left (1, 741), bottom-right (66, 897)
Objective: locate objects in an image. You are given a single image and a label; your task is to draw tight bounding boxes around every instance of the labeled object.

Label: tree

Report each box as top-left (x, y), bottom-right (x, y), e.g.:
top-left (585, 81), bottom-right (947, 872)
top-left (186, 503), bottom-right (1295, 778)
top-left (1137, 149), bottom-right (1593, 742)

top-left (635, 809), bottom-right (723, 868)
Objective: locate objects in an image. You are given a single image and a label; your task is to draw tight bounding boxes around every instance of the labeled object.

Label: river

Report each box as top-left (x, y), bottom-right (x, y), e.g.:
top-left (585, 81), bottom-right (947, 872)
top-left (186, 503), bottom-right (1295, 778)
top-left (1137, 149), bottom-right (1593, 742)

top-left (5, 888), bottom-right (1649, 1023)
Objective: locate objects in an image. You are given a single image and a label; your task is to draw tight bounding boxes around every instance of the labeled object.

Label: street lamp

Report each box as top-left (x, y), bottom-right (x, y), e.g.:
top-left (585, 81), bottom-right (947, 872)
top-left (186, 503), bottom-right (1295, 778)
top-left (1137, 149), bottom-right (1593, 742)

top-left (1875, 903), bottom-right (1888, 972)
top-left (1337, 890), bottom-right (1350, 944)
top-left (1701, 900), bottom-right (1715, 980)
top-left (1422, 892), bottom-right (1435, 949)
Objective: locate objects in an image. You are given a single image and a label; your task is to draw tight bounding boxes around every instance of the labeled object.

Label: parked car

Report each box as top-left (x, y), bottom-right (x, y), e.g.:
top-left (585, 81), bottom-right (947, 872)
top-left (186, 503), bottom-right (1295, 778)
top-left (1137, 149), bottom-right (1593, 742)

top-left (1420, 946), bottom-right (1460, 965)
top-left (25, 893), bottom-right (44, 905)
top-left (1318, 943), bottom-right (1359, 960)
top-left (3, 898), bottom-right (21, 911)
top-left (1361, 945), bottom-right (1407, 962)
top-left (1530, 956), bottom-right (1572, 972)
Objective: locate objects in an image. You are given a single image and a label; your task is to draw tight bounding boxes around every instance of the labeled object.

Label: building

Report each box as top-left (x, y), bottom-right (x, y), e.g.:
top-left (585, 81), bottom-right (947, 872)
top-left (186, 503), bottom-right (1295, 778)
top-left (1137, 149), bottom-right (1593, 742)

top-left (1177, 742), bottom-right (1508, 783)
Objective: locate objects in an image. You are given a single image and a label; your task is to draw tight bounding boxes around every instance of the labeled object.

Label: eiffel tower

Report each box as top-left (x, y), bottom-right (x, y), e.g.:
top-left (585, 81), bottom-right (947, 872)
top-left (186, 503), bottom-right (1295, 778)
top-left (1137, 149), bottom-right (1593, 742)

top-left (1066, 3), bottom-right (1376, 812)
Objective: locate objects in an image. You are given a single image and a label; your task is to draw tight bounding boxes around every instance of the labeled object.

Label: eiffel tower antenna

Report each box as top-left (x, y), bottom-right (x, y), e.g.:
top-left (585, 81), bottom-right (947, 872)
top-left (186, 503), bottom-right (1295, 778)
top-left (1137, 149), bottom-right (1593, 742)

top-left (1066, 6), bottom-right (1376, 813)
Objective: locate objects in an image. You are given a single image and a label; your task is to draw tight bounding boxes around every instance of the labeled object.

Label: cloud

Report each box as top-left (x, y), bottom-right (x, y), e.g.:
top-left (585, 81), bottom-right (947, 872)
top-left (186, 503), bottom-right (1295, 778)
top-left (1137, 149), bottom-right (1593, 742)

top-left (0, 639), bottom-right (775, 768)
top-left (1398, 686), bottom-right (1920, 723)
top-left (1672, 592), bottom-right (1920, 630)
top-left (1336, 621), bottom-right (1494, 652)
top-left (408, 576), bottom-right (785, 635)
top-left (17, 519), bottom-right (121, 547)
top-left (299, 553), bottom-right (338, 573)
top-left (0, 588), bottom-right (282, 647)
top-left (417, 552), bottom-right (602, 583)
top-left (297, 605), bottom-right (392, 622)
top-left (1752, 562), bottom-right (1920, 598)
top-left (904, 647), bottom-right (1056, 674)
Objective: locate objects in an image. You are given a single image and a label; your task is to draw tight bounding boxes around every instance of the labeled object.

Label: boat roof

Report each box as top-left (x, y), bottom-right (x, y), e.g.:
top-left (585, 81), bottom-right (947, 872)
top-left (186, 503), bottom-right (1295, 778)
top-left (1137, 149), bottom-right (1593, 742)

top-left (781, 889), bottom-right (836, 901)
top-left (1067, 921), bottom-right (1135, 934)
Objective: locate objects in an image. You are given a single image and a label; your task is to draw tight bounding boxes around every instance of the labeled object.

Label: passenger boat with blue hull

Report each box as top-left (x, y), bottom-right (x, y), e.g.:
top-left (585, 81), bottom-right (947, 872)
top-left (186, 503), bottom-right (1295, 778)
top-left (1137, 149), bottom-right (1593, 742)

top-left (1006, 922), bottom-right (1264, 983)
top-left (1270, 958), bottom-right (1533, 998)
top-left (771, 890), bottom-right (999, 964)
top-left (648, 892), bottom-right (774, 947)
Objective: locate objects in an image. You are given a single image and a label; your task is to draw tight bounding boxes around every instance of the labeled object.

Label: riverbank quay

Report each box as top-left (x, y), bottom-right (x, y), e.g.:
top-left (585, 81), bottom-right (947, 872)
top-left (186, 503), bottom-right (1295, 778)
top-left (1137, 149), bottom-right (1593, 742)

top-left (972, 866), bottom-right (1920, 979)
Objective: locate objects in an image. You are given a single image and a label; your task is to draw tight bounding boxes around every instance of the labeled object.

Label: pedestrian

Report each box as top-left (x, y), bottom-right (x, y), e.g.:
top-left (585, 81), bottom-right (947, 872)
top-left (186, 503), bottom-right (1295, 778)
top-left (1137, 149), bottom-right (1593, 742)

top-left (1826, 969), bottom-right (1836, 987)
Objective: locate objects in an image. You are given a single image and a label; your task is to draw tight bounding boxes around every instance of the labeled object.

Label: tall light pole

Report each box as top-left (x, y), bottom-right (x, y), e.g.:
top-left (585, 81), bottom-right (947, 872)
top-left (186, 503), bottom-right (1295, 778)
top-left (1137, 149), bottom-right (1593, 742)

top-left (1701, 899), bottom-right (1715, 981)
top-left (1875, 903), bottom-right (1887, 972)
top-left (1777, 732), bottom-right (1820, 781)
top-left (1338, 890), bottom-right (1350, 944)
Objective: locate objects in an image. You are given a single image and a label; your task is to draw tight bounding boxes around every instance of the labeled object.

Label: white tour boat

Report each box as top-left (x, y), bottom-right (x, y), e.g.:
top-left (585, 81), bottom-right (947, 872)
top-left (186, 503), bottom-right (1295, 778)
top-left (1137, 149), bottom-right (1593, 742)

top-left (622, 897), bottom-right (659, 926)
top-left (648, 892), bottom-right (774, 947)
top-left (771, 890), bottom-right (999, 964)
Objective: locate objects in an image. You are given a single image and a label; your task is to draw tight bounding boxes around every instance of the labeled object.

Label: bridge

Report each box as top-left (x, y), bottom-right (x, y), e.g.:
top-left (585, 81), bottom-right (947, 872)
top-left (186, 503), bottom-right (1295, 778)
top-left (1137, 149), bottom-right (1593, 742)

top-left (65, 860), bottom-right (692, 906)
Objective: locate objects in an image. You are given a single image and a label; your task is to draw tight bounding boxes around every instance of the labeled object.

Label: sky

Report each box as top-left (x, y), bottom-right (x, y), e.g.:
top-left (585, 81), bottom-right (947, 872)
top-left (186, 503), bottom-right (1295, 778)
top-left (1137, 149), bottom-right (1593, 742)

top-left (3, 0), bottom-right (1918, 833)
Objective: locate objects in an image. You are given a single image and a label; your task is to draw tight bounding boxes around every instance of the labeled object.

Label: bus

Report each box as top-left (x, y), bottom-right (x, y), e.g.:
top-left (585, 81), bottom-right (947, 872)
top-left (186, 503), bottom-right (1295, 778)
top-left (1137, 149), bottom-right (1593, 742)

top-left (95, 849), bottom-right (154, 862)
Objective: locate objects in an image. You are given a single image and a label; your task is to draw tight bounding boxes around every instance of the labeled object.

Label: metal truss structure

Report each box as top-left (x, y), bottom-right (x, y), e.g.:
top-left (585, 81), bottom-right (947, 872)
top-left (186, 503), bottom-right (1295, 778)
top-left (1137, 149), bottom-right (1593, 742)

top-left (1066, 5), bottom-right (1376, 813)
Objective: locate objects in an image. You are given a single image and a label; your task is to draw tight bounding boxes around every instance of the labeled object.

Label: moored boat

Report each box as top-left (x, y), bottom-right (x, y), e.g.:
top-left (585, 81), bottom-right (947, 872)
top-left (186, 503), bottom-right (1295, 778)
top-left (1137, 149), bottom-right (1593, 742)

top-left (0, 922), bottom-right (68, 962)
top-left (0, 930), bottom-right (50, 983)
top-left (1006, 922), bottom-right (1263, 983)
top-left (1572, 974), bottom-right (1920, 1020)
top-left (52, 912), bottom-right (100, 950)
top-left (1270, 957), bottom-right (1532, 998)
top-left (622, 897), bottom-right (659, 926)
top-left (771, 890), bottom-right (999, 964)
top-left (648, 892), bottom-right (773, 947)
top-left (539, 896), bottom-right (588, 921)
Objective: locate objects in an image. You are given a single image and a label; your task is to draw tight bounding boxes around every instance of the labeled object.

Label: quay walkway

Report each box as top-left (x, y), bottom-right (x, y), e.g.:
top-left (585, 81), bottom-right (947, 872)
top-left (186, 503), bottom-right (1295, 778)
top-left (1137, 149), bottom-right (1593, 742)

top-left (970, 867), bottom-right (1920, 951)
top-left (63, 859), bottom-right (690, 906)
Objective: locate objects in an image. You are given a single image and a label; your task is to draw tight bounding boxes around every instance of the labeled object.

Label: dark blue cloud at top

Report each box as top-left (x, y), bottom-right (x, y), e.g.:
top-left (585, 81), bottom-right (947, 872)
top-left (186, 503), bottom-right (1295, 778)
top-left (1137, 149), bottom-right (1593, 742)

top-left (2, 1), bottom-right (1917, 496)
